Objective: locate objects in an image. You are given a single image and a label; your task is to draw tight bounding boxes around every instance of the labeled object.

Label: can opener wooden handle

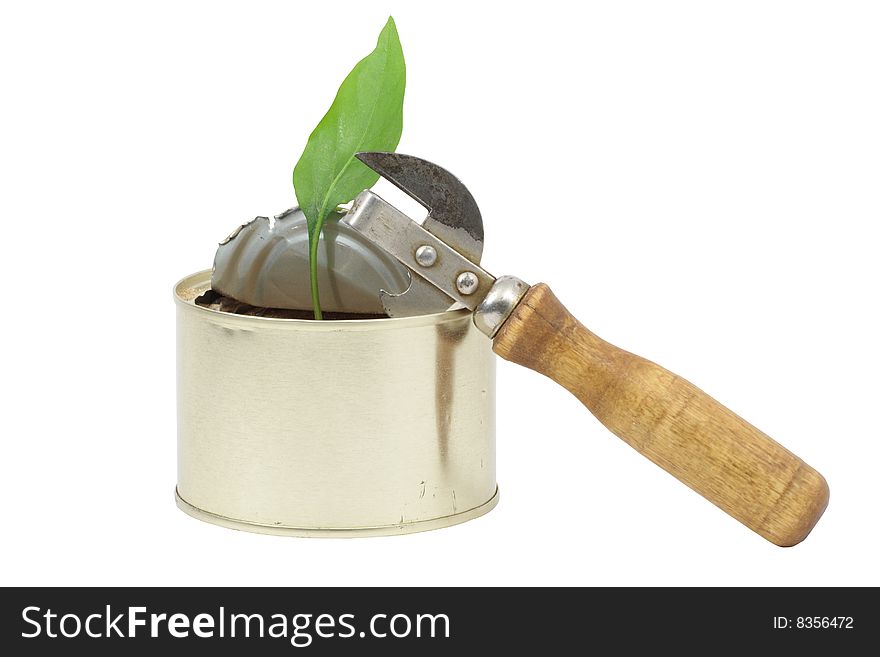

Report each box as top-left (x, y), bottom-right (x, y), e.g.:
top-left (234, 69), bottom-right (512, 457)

top-left (494, 283), bottom-right (828, 546)
top-left (347, 152), bottom-right (829, 546)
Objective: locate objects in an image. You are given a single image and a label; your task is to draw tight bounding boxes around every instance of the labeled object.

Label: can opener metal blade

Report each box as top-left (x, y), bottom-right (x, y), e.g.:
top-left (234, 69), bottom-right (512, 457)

top-left (345, 151), bottom-right (829, 547)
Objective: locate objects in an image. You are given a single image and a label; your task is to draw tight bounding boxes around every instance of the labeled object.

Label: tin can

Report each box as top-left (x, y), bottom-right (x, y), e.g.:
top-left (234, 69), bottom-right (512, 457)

top-left (174, 270), bottom-right (497, 536)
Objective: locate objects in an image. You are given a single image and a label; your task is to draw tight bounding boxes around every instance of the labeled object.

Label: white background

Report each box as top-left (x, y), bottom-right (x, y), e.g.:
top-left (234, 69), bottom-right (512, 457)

top-left (1, 1), bottom-right (877, 586)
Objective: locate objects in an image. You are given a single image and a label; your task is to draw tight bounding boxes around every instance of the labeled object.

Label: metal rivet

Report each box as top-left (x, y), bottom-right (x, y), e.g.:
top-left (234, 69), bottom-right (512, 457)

top-left (415, 245), bottom-right (437, 267)
top-left (456, 271), bottom-right (479, 296)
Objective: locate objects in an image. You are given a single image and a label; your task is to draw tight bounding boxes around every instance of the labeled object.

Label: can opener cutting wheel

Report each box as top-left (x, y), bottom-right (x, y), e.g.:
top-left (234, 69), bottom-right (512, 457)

top-left (345, 152), bottom-right (829, 547)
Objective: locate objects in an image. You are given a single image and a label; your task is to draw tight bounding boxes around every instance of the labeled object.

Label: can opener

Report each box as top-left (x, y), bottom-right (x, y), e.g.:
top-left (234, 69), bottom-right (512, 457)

top-left (344, 151), bottom-right (829, 546)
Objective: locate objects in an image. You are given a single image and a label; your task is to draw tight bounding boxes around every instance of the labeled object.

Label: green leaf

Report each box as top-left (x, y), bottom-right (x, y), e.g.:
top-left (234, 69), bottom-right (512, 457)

top-left (293, 16), bottom-right (406, 319)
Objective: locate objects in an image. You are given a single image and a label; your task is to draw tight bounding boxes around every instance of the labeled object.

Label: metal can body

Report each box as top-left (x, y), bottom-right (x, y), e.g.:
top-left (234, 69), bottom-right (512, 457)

top-left (174, 271), bottom-right (497, 536)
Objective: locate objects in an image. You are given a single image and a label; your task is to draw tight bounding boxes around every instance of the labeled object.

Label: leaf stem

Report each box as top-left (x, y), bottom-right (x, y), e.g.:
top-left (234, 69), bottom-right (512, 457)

top-left (308, 225), bottom-right (323, 320)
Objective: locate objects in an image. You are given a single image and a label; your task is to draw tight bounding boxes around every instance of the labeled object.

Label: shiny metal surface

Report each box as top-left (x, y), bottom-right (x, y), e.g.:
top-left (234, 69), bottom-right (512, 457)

top-left (378, 269), bottom-right (454, 319)
top-left (211, 207), bottom-right (419, 315)
top-left (347, 191), bottom-right (496, 309)
top-left (175, 270), bottom-right (497, 536)
top-left (175, 489), bottom-right (499, 538)
top-left (415, 244), bottom-right (437, 267)
top-left (354, 152), bottom-right (485, 317)
top-left (456, 271), bottom-right (479, 296)
top-left (354, 152), bottom-right (484, 263)
top-left (474, 276), bottom-right (531, 338)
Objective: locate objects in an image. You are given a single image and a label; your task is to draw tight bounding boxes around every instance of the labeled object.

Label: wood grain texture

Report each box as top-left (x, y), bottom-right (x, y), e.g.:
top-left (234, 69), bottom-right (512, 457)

top-left (493, 284), bottom-right (829, 546)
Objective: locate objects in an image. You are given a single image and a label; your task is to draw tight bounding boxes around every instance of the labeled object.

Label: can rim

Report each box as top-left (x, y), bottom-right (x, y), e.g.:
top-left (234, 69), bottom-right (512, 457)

top-left (174, 269), bottom-right (472, 331)
top-left (175, 487), bottom-right (499, 538)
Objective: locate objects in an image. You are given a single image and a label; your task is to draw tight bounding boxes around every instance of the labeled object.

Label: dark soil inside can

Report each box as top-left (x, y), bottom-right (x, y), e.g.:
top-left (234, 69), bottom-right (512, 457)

top-left (194, 289), bottom-right (388, 320)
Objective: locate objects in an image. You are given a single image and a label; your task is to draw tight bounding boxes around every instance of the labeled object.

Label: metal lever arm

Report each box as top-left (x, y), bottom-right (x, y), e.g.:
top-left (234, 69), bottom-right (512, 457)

top-left (492, 283), bottom-right (829, 546)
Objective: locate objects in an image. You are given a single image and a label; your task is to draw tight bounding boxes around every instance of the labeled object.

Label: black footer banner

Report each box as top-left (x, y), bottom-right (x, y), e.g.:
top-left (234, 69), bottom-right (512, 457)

top-left (1, 587), bottom-right (873, 654)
